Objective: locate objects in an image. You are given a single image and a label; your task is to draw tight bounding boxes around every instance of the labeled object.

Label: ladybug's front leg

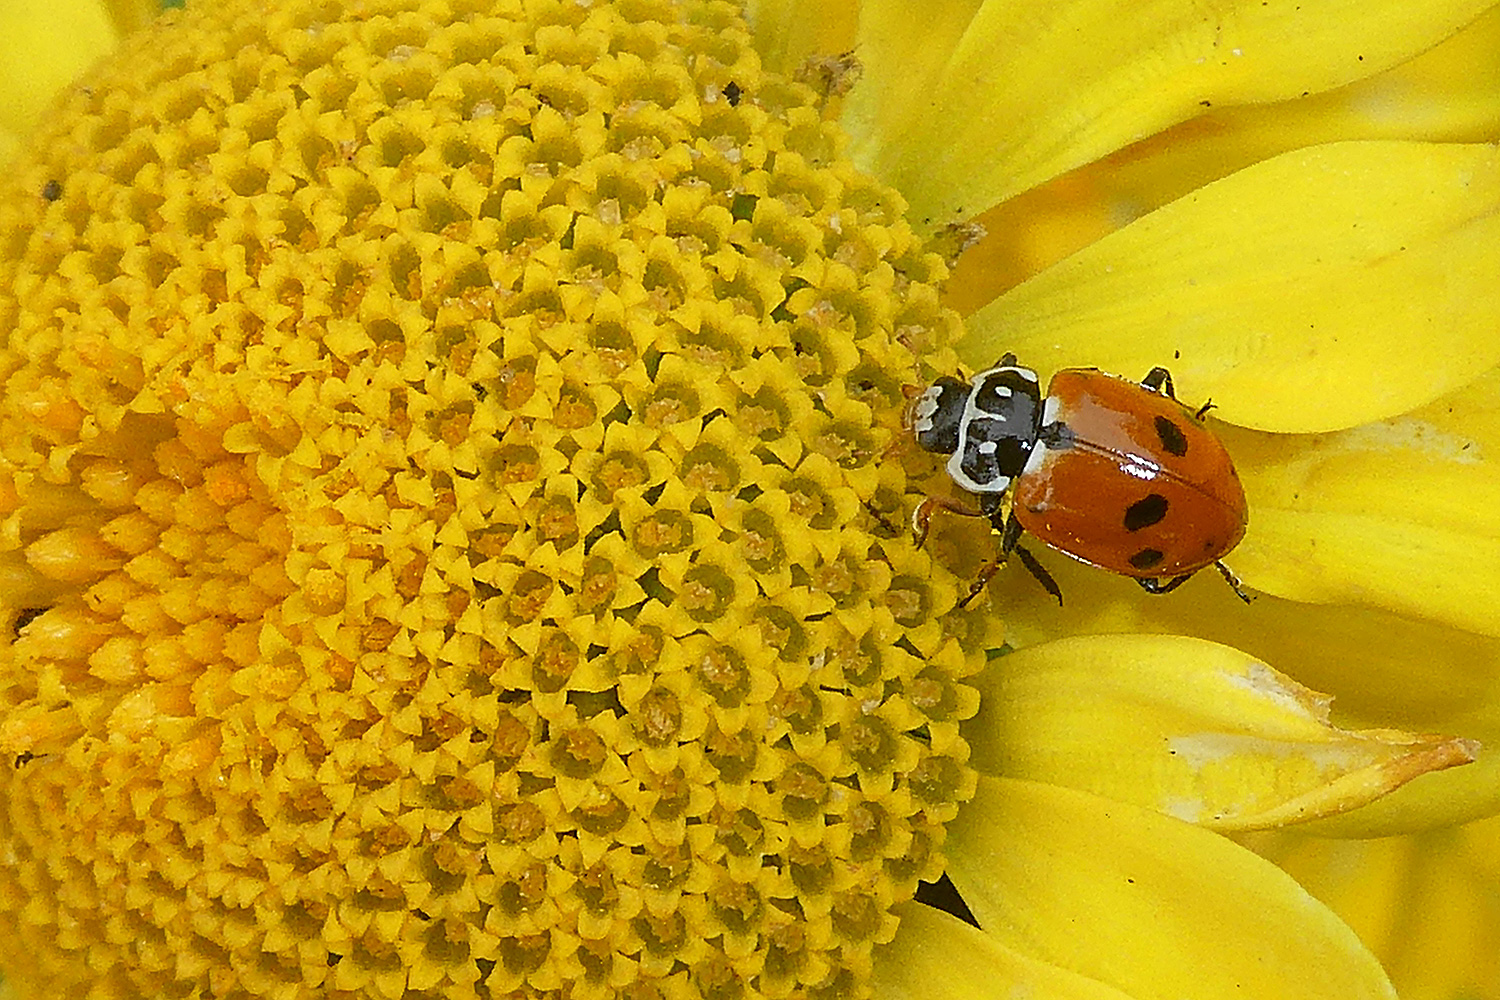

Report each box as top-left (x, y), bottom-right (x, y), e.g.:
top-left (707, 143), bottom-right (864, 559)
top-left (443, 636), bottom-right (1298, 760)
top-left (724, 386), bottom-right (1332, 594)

top-left (911, 494), bottom-right (987, 549)
top-left (954, 511), bottom-right (1020, 608)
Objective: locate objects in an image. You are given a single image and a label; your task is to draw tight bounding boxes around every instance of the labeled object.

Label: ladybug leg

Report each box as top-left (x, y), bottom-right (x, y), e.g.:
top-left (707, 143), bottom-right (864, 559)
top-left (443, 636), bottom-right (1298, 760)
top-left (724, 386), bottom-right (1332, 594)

top-left (1141, 366), bottom-right (1176, 399)
top-left (1140, 565), bottom-right (1253, 603)
top-left (956, 512), bottom-right (1063, 609)
top-left (953, 508), bottom-right (1013, 608)
top-left (1145, 367), bottom-right (1221, 420)
top-left (956, 558), bottom-right (1005, 609)
top-left (899, 381), bottom-right (931, 428)
top-left (994, 351), bottom-right (1019, 368)
top-left (912, 494), bottom-right (987, 549)
top-left (1137, 573), bottom-right (1192, 595)
top-left (1013, 543), bottom-right (1063, 606)
top-left (997, 507), bottom-right (1025, 554)
top-left (1214, 560), bottom-right (1253, 604)
top-left (997, 510), bottom-right (1063, 604)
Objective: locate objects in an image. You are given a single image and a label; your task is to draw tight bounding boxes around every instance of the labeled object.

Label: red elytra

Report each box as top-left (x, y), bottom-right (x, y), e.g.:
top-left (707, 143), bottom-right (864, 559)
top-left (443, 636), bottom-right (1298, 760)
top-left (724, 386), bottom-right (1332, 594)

top-left (1012, 368), bottom-right (1248, 580)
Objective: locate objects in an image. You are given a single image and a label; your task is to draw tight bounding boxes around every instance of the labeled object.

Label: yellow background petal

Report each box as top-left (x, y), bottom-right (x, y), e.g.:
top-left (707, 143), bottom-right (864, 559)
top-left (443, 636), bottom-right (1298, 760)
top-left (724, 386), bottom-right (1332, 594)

top-left (1093, 5), bottom-right (1500, 236)
top-left (918, 510), bottom-right (1500, 834)
top-left (948, 776), bottom-right (1398, 1000)
top-left (960, 141), bottom-right (1500, 432)
top-left (965, 634), bottom-right (1477, 830)
top-left (1245, 818), bottom-right (1500, 1000)
top-left (0, 0), bottom-right (147, 159)
top-left (875, 903), bottom-right (1136, 1000)
top-left (945, 5), bottom-right (1500, 315)
top-left (741, 0), bottom-right (858, 78)
top-left (1224, 366), bottom-right (1500, 634)
top-left (843, 0), bottom-right (1496, 226)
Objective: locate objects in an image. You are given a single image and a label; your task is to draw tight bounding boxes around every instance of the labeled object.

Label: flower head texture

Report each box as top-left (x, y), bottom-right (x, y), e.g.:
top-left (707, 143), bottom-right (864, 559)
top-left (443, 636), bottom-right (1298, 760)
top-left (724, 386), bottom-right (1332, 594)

top-left (6, 1), bottom-right (1500, 999)
top-left (0, 1), bottom-right (995, 996)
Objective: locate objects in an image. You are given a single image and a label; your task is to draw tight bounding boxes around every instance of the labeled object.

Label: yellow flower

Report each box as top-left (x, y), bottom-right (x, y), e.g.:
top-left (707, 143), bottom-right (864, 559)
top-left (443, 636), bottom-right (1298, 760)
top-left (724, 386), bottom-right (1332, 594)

top-left (1, 4), bottom-right (1497, 1000)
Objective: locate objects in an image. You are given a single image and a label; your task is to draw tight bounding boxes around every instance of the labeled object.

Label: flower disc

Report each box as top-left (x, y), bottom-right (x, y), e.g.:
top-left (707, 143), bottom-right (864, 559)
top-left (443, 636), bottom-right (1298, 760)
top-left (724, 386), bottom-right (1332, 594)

top-left (0, 1), bottom-right (987, 997)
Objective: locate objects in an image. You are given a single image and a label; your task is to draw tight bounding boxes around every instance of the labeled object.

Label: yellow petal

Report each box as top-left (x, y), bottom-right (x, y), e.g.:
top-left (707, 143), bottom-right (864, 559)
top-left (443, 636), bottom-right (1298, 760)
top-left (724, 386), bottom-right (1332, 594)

top-left (1291, 751), bottom-right (1500, 838)
top-left (742, 0), bottom-right (857, 79)
top-left (1096, 4), bottom-right (1500, 231)
top-left (1222, 366), bottom-right (1500, 634)
top-left (0, 0), bottom-right (131, 143)
top-left (843, 0), bottom-right (1495, 227)
top-left (1283, 627), bottom-right (1500, 836)
top-left (960, 140), bottom-right (1500, 433)
top-left (841, 0), bottom-right (986, 223)
top-left (945, 5), bottom-right (1500, 316)
top-left (940, 513), bottom-right (1500, 739)
top-left (1245, 819), bottom-right (1500, 1000)
top-left (965, 634), bottom-right (1476, 830)
top-left (928, 493), bottom-right (1500, 735)
top-left (933, 504), bottom-right (1500, 835)
top-left (874, 902), bottom-right (1135, 1000)
top-left (949, 776), bottom-right (1398, 1000)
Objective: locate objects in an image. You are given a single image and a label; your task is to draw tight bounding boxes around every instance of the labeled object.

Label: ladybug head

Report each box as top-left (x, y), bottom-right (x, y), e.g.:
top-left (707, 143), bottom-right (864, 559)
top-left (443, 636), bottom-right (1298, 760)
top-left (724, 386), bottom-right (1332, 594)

top-left (906, 375), bottom-right (969, 455)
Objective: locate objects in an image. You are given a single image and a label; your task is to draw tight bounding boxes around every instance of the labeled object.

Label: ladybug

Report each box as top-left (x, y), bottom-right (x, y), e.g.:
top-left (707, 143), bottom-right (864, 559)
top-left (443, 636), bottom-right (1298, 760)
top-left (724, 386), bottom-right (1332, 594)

top-left (907, 353), bottom-right (1249, 607)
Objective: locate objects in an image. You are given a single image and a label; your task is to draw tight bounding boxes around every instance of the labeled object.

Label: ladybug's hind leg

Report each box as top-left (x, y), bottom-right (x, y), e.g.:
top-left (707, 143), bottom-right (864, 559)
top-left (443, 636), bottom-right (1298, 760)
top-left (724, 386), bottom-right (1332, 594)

top-left (1141, 366), bottom-right (1176, 399)
top-left (1139, 565), bottom-right (1254, 604)
top-left (1214, 561), bottom-right (1253, 604)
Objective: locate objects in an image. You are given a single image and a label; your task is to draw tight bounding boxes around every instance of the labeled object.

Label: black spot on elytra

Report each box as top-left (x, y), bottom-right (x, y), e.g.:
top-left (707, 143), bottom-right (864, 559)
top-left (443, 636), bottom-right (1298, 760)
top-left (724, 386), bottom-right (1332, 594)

top-left (1129, 548), bottom-right (1165, 570)
top-left (1154, 416), bottom-right (1188, 456)
top-left (1123, 494), bottom-right (1169, 532)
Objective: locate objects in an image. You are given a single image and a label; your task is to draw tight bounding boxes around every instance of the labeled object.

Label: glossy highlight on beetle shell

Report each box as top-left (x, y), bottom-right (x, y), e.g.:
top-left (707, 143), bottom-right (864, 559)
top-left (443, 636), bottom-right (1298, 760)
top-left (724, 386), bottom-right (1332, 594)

top-left (1014, 368), bottom-right (1248, 578)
